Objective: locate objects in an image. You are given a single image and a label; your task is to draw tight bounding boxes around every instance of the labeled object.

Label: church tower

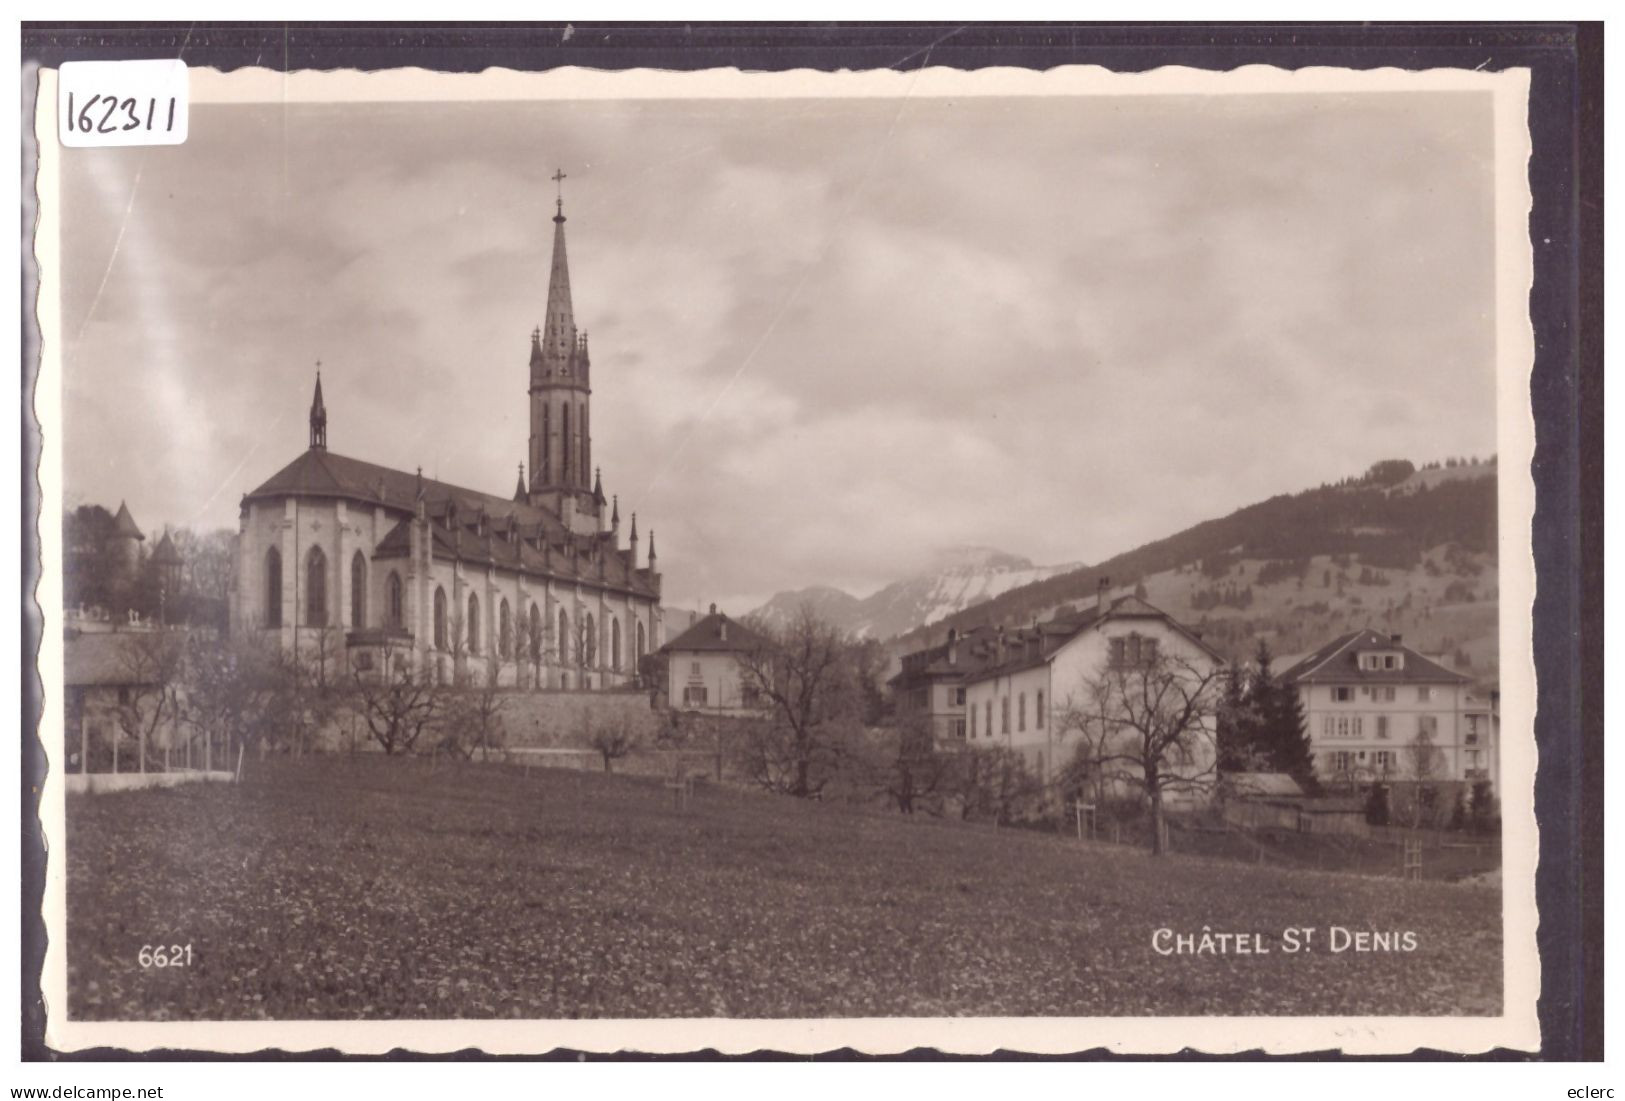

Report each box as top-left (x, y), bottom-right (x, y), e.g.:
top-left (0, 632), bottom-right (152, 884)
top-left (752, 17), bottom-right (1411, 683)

top-left (527, 170), bottom-right (599, 532)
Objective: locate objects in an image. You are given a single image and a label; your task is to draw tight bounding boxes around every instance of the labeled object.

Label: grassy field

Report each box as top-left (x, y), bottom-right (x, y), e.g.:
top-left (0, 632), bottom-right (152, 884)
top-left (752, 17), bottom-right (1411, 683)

top-left (66, 757), bottom-right (1502, 1020)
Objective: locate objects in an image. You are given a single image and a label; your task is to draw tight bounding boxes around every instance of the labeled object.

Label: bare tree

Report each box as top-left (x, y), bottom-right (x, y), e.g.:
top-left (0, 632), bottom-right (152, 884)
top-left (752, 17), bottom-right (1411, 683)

top-left (116, 629), bottom-right (186, 772)
top-left (946, 745), bottom-right (1039, 824)
top-left (437, 651), bottom-right (509, 760)
top-left (1077, 650), bottom-right (1226, 855)
top-left (585, 708), bottom-right (640, 773)
top-left (734, 604), bottom-right (868, 799)
top-left (351, 637), bottom-right (441, 755)
top-left (182, 626), bottom-right (297, 768)
top-left (883, 715), bottom-right (954, 815)
top-left (1405, 726), bottom-right (1446, 829)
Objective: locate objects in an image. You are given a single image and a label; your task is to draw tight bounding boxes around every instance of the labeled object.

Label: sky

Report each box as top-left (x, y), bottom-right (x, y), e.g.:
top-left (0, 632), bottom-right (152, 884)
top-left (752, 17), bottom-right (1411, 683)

top-left (55, 90), bottom-right (1500, 613)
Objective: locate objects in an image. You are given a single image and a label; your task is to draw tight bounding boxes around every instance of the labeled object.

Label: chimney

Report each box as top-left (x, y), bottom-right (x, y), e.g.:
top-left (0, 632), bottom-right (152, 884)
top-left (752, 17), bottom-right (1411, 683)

top-left (720, 617), bottom-right (729, 642)
top-left (1390, 633), bottom-right (1403, 646)
top-left (710, 603), bottom-right (717, 615)
top-left (1097, 576), bottom-right (1111, 616)
top-left (947, 627), bottom-right (959, 666)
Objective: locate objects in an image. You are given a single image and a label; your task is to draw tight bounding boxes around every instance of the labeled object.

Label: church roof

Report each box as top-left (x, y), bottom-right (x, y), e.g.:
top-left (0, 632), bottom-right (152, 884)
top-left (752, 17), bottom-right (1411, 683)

top-left (247, 448), bottom-right (536, 520)
top-left (112, 501), bottom-right (144, 541)
top-left (261, 450), bottom-right (657, 597)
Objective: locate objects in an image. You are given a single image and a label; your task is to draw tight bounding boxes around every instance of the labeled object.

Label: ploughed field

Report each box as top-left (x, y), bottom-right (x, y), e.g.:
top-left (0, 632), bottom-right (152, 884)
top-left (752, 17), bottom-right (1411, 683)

top-left (66, 757), bottom-right (1502, 1019)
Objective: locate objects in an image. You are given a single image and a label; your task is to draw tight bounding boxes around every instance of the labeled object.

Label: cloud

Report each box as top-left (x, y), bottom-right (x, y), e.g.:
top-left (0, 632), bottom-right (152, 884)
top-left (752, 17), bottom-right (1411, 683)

top-left (56, 91), bottom-right (1501, 612)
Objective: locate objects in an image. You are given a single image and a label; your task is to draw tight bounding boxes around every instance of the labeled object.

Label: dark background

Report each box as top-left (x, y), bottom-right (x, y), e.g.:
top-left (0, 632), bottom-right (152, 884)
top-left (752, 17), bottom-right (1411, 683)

top-left (19, 21), bottom-right (1604, 1062)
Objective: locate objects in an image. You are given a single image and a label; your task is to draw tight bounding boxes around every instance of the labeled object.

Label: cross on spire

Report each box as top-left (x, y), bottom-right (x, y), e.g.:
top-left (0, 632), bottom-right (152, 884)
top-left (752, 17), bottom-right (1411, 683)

top-left (551, 168), bottom-right (567, 219)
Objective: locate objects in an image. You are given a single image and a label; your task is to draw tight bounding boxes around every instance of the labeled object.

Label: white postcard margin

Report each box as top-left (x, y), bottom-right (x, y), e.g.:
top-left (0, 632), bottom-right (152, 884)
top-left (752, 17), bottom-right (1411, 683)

top-left (31, 61), bottom-right (1539, 1056)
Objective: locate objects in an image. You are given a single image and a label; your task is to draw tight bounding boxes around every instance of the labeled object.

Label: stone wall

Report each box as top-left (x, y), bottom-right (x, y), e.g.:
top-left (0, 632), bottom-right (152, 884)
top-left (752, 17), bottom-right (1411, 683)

top-left (496, 689), bottom-right (665, 748)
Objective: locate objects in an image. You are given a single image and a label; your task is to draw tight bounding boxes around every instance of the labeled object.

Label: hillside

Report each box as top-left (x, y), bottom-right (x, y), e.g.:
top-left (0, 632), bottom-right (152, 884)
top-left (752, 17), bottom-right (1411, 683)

top-left (891, 461), bottom-right (1499, 680)
top-left (751, 546), bottom-right (1078, 640)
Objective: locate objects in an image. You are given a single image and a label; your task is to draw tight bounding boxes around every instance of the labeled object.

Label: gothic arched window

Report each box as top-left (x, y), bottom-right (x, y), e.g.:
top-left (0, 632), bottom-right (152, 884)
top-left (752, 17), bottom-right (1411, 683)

top-left (558, 609), bottom-right (570, 666)
top-left (264, 547), bottom-right (282, 628)
top-left (636, 620), bottom-right (646, 670)
top-left (499, 599), bottom-right (512, 660)
top-left (467, 594), bottom-right (481, 655)
top-left (584, 612), bottom-right (597, 668)
top-left (305, 546), bottom-right (327, 627)
top-left (529, 603), bottom-right (542, 664)
top-left (611, 617), bottom-right (622, 672)
top-left (350, 551), bottom-right (367, 629)
top-left (433, 587), bottom-right (447, 650)
top-left (387, 572), bottom-right (404, 630)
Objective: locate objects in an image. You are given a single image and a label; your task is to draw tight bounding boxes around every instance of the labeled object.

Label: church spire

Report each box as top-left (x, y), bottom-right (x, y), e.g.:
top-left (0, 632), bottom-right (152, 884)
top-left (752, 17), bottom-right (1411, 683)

top-left (309, 366), bottom-right (327, 451)
top-left (540, 168), bottom-right (576, 363)
top-left (514, 462), bottom-right (527, 502)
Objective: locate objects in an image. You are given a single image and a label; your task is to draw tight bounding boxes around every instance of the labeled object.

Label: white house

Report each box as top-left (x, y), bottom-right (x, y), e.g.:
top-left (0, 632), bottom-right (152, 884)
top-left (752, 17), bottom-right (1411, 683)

top-left (1278, 629), bottom-right (1494, 788)
top-left (659, 606), bottom-right (772, 716)
top-left (960, 595), bottom-right (1227, 793)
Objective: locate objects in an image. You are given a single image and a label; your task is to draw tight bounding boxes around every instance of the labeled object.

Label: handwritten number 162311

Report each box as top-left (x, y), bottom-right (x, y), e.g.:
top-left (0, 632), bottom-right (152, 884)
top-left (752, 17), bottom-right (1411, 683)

top-left (65, 93), bottom-right (178, 136)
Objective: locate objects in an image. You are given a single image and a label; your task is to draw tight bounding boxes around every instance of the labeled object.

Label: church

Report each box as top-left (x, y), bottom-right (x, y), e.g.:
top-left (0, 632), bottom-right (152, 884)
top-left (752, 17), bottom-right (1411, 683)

top-left (229, 180), bottom-right (664, 689)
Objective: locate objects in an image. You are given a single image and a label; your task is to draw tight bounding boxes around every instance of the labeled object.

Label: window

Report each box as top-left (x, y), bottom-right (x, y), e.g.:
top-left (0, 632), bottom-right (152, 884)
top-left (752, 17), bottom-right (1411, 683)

top-left (433, 587), bottom-right (447, 650)
top-left (1383, 686), bottom-right (1397, 702)
top-left (350, 551), bottom-right (367, 629)
top-left (1036, 690), bottom-right (1045, 728)
top-left (1332, 686), bottom-right (1353, 702)
top-left (529, 604), bottom-right (542, 662)
top-left (690, 660), bottom-right (701, 677)
top-left (1018, 693), bottom-right (1026, 732)
top-left (1110, 634), bottom-right (1159, 668)
top-left (1373, 750), bottom-right (1394, 771)
top-left (1331, 751), bottom-right (1355, 773)
top-left (611, 618), bottom-right (622, 672)
top-left (387, 572), bottom-right (404, 630)
top-left (1001, 697), bottom-right (1010, 734)
top-left (584, 613), bottom-right (597, 667)
top-left (636, 621), bottom-right (647, 668)
top-left (1418, 715), bottom-right (1439, 738)
top-left (1418, 686), bottom-right (1433, 702)
top-left (1376, 716), bottom-right (1389, 739)
top-left (264, 547), bottom-right (282, 628)
top-left (969, 704), bottom-right (977, 738)
top-left (305, 547), bottom-right (327, 627)
top-left (682, 685), bottom-right (709, 706)
top-left (1352, 717), bottom-right (1363, 737)
top-left (467, 594), bottom-right (481, 654)
top-left (1323, 716), bottom-right (1335, 736)
top-left (1383, 655), bottom-right (1397, 670)
top-left (499, 599), bottom-right (512, 659)
top-left (559, 610), bottom-right (570, 664)
top-left (952, 718), bottom-right (966, 739)
top-left (954, 687), bottom-right (966, 706)
top-left (985, 700), bottom-right (993, 738)
top-left (1466, 749), bottom-right (1481, 768)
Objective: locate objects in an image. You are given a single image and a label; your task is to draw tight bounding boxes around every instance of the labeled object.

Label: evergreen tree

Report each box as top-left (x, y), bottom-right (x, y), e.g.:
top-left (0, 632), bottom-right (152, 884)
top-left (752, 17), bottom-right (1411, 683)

top-left (1265, 681), bottom-right (1317, 791)
top-left (1216, 661), bottom-right (1253, 772)
top-left (1245, 639), bottom-right (1317, 789)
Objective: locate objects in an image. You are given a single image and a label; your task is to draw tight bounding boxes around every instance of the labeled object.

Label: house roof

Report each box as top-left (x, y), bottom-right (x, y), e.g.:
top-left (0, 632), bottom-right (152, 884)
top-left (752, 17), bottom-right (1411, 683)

top-left (64, 631), bottom-right (168, 687)
top-left (1226, 772), bottom-right (1306, 799)
top-left (660, 612), bottom-right (772, 655)
top-left (112, 501), bottom-right (144, 541)
top-left (962, 596), bottom-right (1224, 686)
top-left (1278, 628), bottom-right (1469, 686)
top-left (150, 531), bottom-right (182, 565)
